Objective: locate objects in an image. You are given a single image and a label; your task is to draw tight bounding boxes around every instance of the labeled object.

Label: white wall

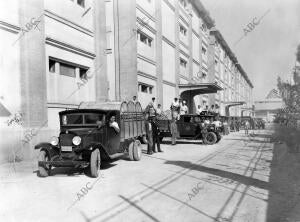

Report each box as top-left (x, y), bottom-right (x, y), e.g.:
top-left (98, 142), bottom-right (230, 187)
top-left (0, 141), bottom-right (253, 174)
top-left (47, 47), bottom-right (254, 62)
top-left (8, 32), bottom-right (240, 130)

top-left (162, 41), bottom-right (176, 83)
top-left (162, 0), bottom-right (175, 43)
top-left (163, 84), bottom-right (175, 111)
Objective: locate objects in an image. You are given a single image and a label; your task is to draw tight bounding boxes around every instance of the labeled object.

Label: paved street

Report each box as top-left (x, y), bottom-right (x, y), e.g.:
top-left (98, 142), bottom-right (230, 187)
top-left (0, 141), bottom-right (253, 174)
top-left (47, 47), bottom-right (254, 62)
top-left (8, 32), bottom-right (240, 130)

top-left (1, 124), bottom-right (300, 222)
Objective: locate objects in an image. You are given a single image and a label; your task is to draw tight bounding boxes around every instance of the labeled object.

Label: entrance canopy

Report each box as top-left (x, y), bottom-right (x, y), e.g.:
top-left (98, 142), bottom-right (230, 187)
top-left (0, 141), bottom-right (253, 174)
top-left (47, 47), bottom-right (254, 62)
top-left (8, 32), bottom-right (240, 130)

top-left (179, 83), bottom-right (223, 97)
top-left (224, 101), bottom-right (246, 116)
top-left (241, 107), bottom-right (254, 117)
top-left (224, 101), bottom-right (246, 106)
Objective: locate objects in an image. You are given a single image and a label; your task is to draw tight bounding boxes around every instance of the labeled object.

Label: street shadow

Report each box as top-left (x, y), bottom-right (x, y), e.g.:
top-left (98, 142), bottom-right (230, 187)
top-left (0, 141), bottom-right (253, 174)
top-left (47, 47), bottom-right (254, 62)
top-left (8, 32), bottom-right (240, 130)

top-left (223, 138), bottom-right (270, 144)
top-left (161, 140), bottom-right (204, 145)
top-left (164, 160), bottom-right (269, 190)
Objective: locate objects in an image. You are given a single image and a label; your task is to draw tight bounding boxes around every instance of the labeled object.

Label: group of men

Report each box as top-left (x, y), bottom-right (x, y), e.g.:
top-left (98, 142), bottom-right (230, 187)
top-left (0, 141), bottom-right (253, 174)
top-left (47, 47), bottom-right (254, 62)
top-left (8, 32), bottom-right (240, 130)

top-left (196, 104), bottom-right (220, 115)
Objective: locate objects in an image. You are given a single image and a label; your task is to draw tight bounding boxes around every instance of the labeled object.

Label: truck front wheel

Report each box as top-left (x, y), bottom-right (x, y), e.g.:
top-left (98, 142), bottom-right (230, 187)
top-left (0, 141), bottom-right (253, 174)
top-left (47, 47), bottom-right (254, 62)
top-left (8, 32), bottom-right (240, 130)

top-left (38, 150), bottom-right (50, 177)
top-left (90, 149), bottom-right (101, 178)
top-left (203, 132), bottom-right (217, 145)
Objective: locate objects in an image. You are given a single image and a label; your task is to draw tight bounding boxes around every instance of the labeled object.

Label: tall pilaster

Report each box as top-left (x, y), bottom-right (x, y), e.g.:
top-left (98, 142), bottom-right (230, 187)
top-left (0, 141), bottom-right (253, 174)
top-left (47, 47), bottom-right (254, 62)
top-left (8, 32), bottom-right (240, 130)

top-left (19, 0), bottom-right (47, 127)
top-left (155, 0), bottom-right (163, 107)
top-left (116, 0), bottom-right (137, 101)
top-left (174, 1), bottom-right (180, 97)
top-left (94, 0), bottom-right (108, 102)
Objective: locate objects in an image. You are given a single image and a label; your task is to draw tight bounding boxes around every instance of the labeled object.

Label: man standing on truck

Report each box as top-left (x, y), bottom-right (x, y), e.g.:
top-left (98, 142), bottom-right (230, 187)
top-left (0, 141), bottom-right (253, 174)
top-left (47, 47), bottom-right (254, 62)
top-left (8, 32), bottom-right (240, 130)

top-left (196, 105), bottom-right (203, 114)
top-left (170, 97), bottom-right (180, 145)
top-left (180, 100), bottom-right (189, 114)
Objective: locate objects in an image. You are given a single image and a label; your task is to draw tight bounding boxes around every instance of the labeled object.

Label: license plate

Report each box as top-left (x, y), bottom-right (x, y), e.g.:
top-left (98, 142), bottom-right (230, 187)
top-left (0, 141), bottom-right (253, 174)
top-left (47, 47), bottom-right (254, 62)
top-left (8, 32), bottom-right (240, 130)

top-left (61, 146), bottom-right (72, 152)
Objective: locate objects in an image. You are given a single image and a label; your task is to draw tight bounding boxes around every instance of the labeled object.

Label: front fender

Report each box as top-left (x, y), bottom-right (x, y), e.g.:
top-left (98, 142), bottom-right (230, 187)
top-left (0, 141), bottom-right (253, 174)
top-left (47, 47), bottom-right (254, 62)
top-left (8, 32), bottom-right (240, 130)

top-left (34, 142), bottom-right (59, 158)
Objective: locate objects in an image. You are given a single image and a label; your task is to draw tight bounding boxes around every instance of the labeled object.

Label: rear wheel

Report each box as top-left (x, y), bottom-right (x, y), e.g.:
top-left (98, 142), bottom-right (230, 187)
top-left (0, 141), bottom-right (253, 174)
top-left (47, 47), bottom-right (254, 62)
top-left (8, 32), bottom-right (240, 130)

top-left (38, 150), bottom-right (50, 177)
top-left (129, 140), bottom-right (142, 161)
top-left (90, 149), bottom-right (101, 178)
top-left (133, 140), bottom-right (142, 161)
top-left (159, 137), bottom-right (164, 143)
top-left (216, 133), bottom-right (222, 143)
top-left (203, 132), bottom-right (217, 145)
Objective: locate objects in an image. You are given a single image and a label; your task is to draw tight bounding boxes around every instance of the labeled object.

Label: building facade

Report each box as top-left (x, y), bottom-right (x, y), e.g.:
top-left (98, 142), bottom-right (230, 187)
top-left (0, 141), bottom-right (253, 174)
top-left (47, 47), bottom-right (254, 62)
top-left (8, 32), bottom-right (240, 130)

top-left (0, 0), bottom-right (253, 161)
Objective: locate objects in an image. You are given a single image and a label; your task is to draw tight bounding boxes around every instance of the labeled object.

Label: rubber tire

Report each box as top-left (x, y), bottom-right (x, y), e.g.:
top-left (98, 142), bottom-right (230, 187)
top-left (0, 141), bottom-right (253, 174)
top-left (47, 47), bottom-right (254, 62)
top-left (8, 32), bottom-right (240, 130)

top-left (133, 140), bottom-right (142, 161)
top-left (90, 149), bottom-right (101, 178)
top-left (159, 137), bottom-right (164, 143)
top-left (203, 132), bottom-right (217, 145)
top-left (128, 141), bottom-right (135, 161)
top-left (38, 150), bottom-right (50, 177)
top-left (216, 133), bottom-right (222, 143)
top-left (129, 140), bottom-right (142, 161)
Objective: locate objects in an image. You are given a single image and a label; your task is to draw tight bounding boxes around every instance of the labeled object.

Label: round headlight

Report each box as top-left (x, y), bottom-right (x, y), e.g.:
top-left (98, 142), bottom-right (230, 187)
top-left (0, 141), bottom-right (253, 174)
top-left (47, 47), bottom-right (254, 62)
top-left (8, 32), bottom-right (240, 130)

top-left (72, 136), bottom-right (81, 146)
top-left (50, 136), bottom-right (59, 146)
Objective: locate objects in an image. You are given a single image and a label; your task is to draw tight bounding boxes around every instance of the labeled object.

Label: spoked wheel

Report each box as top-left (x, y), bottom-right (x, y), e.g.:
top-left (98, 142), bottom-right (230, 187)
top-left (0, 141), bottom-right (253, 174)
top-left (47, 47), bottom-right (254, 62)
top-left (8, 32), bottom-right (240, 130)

top-left (203, 132), bottom-right (217, 145)
top-left (38, 150), bottom-right (51, 177)
top-left (90, 149), bottom-right (101, 178)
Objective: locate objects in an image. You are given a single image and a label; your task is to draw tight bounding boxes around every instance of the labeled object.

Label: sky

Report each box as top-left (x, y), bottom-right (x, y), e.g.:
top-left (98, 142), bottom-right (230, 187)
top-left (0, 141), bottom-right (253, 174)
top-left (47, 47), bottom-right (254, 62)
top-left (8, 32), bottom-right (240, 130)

top-left (200, 0), bottom-right (300, 100)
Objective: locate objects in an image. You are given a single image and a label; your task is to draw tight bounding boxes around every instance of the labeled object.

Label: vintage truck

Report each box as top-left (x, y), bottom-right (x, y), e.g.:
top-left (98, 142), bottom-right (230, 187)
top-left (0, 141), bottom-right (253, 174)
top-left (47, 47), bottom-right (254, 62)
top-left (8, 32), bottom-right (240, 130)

top-left (156, 112), bottom-right (222, 145)
top-left (35, 101), bottom-right (145, 178)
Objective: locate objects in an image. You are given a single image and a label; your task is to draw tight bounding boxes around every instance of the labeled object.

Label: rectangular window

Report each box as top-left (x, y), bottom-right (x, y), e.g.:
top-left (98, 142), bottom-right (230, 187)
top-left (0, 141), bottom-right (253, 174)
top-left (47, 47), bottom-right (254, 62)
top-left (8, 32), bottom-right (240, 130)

top-left (139, 83), bottom-right (153, 94)
top-left (77, 0), bottom-right (85, 8)
top-left (60, 63), bottom-right (76, 78)
top-left (179, 24), bottom-right (187, 36)
top-left (141, 84), bottom-right (148, 93)
top-left (201, 23), bottom-right (207, 32)
top-left (49, 59), bottom-right (55, 73)
top-left (180, 58), bottom-right (187, 68)
top-left (137, 30), bottom-right (152, 47)
top-left (79, 67), bottom-right (88, 80)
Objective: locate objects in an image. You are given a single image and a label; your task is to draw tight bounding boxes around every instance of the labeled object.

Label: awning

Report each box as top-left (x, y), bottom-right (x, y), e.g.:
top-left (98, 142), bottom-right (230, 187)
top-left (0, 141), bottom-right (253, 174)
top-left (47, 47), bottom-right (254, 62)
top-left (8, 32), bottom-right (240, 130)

top-left (224, 101), bottom-right (246, 106)
top-left (224, 101), bottom-right (246, 116)
top-left (179, 82), bottom-right (223, 96)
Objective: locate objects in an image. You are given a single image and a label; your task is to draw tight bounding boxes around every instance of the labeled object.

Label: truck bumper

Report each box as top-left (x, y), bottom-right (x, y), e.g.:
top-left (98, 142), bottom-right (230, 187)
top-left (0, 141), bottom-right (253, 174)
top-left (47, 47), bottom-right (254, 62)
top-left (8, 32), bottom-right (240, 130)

top-left (38, 160), bottom-right (89, 168)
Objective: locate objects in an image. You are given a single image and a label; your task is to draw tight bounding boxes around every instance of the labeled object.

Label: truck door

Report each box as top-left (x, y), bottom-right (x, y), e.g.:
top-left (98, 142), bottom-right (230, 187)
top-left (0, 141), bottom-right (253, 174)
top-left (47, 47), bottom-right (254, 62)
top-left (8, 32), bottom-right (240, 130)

top-left (177, 116), bottom-right (196, 137)
top-left (105, 114), bottom-right (121, 155)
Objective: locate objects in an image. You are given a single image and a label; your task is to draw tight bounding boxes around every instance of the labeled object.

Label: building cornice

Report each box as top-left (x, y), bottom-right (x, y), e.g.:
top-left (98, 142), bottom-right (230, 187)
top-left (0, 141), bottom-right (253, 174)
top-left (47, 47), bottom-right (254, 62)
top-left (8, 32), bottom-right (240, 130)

top-left (162, 0), bottom-right (175, 12)
top-left (45, 37), bottom-right (95, 59)
top-left (179, 15), bottom-right (189, 27)
top-left (162, 35), bottom-right (176, 48)
top-left (136, 4), bottom-right (156, 23)
top-left (137, 71), bottom-right (157, 81)
top-left (137, 53), bottom-right (156, 66)
top-left (179, 49), bottom-right (190, 59)
top-left (0, 20), bottom-right (20, 34)
top-left (163, 80), bottom-right (176, 87)
top-left (136, 17), bottom-right (156, 35)
top-left (44, 10), bottom-right (93, 37)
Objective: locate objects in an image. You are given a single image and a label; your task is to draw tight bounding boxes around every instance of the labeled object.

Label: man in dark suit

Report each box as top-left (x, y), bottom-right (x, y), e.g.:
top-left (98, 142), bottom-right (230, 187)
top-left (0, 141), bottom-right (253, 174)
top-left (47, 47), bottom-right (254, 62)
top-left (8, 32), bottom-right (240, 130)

top-left (151, 119), bottom-right (163, 153)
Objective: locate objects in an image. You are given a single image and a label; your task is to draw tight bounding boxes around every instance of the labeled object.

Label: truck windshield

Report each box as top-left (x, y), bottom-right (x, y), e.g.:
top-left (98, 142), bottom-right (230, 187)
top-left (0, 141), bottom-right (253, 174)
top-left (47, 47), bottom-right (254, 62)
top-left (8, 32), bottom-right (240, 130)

top-left (62, 114), bottom-right (83, 125)
top-left (62, 113), bottom-right (104, 125)
top-left (84, 114), bottom-right (104, 124)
